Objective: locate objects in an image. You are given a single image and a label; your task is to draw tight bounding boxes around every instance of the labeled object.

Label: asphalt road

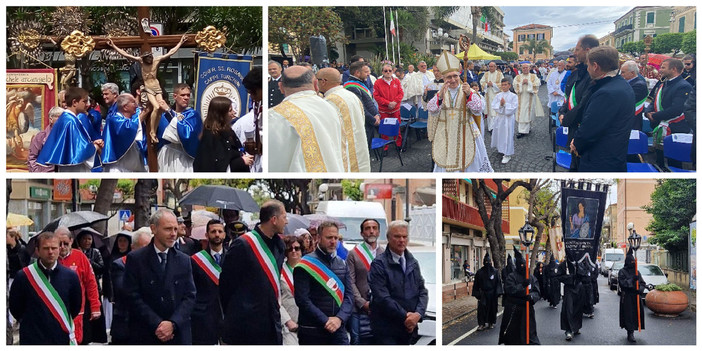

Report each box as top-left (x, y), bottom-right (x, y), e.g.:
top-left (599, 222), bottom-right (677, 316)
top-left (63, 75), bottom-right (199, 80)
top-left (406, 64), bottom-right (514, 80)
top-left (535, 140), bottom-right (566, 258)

top-left (445, 275), bottom-right (696, 345)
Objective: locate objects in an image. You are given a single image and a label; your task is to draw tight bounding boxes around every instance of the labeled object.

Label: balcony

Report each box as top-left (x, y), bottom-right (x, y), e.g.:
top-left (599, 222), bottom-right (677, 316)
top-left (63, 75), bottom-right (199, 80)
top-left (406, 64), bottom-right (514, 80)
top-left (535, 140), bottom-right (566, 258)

top-left (442, 195), bottom-right (510, 234)
top-left (614, 24), bottom-right (633, 35)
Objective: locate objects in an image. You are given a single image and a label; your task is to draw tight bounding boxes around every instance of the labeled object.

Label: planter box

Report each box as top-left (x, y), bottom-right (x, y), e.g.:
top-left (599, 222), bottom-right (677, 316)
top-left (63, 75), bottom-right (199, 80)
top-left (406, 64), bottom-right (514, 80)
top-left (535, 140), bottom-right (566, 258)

top-left (646, 290), bottom-right (688, 316)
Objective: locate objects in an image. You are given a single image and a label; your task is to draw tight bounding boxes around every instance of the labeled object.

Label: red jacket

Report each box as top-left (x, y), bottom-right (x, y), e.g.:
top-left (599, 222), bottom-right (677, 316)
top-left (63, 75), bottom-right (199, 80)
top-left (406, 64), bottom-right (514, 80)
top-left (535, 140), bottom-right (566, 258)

top-left (373, 77), bottom-right (404, 115)
top-left (59, 248), bottom-right (101, 343)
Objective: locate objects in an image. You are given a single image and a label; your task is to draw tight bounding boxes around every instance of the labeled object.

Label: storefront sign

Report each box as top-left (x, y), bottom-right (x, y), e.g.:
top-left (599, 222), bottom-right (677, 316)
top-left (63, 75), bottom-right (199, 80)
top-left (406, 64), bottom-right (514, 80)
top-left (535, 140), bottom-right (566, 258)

top-left (53, 180), bottom-right (72, 201)
top-left (29, 186), bottom-right (51, 200)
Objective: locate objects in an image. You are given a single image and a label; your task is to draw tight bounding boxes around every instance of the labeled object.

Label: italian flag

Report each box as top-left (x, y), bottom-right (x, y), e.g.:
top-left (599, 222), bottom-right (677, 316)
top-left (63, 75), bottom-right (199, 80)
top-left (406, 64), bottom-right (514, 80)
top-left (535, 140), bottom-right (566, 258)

top-left (390, 11), bottom-right (396, 36)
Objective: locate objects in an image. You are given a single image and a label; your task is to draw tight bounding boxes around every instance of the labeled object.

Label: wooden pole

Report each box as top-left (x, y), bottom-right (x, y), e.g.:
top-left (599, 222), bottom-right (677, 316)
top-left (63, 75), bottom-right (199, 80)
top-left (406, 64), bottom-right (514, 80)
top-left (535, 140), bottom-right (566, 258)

top-left (526, 246), bottom-right (530, 345)
top-left (635, 254), bottom-right (641, 332)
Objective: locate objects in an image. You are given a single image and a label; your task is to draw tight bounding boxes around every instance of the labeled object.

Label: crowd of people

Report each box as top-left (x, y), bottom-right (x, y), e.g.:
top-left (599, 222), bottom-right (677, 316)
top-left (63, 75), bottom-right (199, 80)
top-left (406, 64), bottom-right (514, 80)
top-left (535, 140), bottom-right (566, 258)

top-left (268, 34), bottom-right (696, 173)
top-left (469, 248), bottom-right (646, 344)
top-left (7, 200), bottom-right (429, 345)
top-left (26, 69), bottom-right (263, 173)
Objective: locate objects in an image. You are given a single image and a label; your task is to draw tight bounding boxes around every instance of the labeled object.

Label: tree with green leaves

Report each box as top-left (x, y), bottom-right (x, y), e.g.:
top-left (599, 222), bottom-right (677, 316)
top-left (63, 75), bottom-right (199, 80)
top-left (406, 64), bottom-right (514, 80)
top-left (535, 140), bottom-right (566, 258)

top-left (523, 39), bottom-right (552, 62)
top-left (498, 51), bottom-right (518, 61)
top-left (652, 32), bottom-right (684, 56)
top-left (643, 179), bottom-right (696, 252)
top-left (469, 7), bottom-right (496, 47)
top-left (269, 7), bottom-right (346, 62)
top-left (341, 180), bottom-right (363, 201)
top-left (681, 30), bottom-right (696, 55)
top-left (522, 180), bottom-right (561, 269)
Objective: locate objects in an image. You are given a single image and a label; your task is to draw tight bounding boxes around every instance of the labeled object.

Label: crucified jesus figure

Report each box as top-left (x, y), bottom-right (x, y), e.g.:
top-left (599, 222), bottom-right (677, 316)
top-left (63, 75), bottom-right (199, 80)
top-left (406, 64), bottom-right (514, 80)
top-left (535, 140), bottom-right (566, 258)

top-left (107, 35), bottom-right (187, 143)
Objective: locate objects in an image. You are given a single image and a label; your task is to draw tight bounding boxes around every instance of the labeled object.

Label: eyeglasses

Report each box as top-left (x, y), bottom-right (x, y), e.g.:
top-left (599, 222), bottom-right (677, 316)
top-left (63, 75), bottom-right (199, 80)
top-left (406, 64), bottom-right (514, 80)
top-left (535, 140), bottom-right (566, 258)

top-left (59, 242), bottom-right (71, 247)
top-left (383, 70), bottom-right (393, 73)
top-left (287, 246), bottom-right (302, 252)
top-left (684, 63), bottom-right (692, 66)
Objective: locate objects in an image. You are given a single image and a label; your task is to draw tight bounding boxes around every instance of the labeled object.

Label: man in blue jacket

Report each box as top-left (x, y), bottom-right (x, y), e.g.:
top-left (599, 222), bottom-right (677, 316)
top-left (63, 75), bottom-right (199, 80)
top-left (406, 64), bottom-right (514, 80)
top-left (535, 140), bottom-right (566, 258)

top-left (570, 45), bottom-right (635, 172)
top-left (369, 220), bottom-right (428, 345)
top-left (620, 60), bottom-right (649, 131)
top-left (294, 221), bottom-right (353, 345)
top-left (124, 209), bottom-right (196, 345)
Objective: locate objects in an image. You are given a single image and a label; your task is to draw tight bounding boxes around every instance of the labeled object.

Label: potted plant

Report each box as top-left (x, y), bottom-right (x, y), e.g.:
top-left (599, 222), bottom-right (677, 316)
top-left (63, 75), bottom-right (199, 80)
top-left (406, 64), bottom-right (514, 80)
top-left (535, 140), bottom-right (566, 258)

top-left (645, 283), bottom-right (689, 317)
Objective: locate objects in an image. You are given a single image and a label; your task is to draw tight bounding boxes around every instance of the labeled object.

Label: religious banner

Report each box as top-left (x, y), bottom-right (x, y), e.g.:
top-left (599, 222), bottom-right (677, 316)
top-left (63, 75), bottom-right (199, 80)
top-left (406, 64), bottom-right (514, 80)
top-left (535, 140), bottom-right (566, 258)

top-left (6, 68), bottom-right (58, 171)
top-left (560, 182), bottom-right (607, 265)
top-left (194, 52), bottom-right (253, 121)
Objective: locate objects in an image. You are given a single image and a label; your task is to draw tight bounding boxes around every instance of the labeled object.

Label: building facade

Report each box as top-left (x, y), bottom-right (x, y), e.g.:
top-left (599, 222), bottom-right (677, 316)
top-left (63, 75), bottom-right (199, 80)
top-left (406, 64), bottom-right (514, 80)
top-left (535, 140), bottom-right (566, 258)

top-left (512, 24), bottom-right (553, 62)
top-left (616, 179), bottom-right (657, 246)
top-left (669, 6), bottom-right (696, 33)
top-left (599, 32), bottom-right (615, 47)
top-left (612, 6), bottom-right (674, 49)
top-left (442, 179), bottom-right (511, 284)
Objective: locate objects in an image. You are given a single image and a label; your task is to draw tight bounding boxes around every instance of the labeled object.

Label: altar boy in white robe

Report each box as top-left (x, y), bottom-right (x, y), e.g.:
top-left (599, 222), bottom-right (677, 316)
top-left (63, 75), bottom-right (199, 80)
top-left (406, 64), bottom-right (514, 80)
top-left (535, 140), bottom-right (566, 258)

top-left (490, 78), bottom-right (518, 164)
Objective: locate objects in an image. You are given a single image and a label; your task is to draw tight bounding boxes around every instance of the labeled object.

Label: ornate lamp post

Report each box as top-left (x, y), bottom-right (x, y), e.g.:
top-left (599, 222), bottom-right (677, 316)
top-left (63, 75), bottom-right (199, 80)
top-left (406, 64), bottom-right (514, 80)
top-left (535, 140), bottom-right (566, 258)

top-left (627, 222), bottom-right (642, 332)
top-left (518, 220), bottom-right (535, 344)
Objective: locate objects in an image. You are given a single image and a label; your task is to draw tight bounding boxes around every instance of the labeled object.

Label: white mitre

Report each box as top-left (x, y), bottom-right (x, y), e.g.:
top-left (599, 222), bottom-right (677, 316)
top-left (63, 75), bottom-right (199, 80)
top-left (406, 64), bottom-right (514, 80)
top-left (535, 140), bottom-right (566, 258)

top-left (436, 50), bottom-right (462, 76)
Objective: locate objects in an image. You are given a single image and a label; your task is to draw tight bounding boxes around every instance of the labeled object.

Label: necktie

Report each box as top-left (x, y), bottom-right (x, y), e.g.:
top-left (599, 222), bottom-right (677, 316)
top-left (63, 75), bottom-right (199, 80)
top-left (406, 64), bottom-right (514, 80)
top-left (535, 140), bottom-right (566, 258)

top-left (214, 253), bottom-right (221, 265)
top-left (43, 268), bottom-right (52, 282)
top-left (158, 252), bottom-right (167, 272)
top-left (399, 256), bottom-right (406, 273)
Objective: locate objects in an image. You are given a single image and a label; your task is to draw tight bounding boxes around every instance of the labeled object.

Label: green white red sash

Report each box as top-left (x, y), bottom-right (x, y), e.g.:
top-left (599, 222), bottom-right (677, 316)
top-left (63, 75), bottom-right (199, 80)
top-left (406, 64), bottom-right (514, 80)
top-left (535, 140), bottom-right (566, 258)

top-left (281, 262), bottom-right (294, 295)
top-left (653, 84), bottom-right (663, 112)
top-left (344, 81), bottom-right (372, 98)
top-left (23, 262), bottom-right (77, 345)
top-left (567, 82), bottom-right (577, 110)
top-left (242, 230), bottom-right (280, 297)
top-left (635, 96), bottom-right (646, 115)
top-left (191, 250), bottom-right (221, 285)
top-left (651, 84), bottom-right (685, 143)
top-left (353, 242), bottom-right (375, 271)
top-left (296, 256), bottom-right (344, 307)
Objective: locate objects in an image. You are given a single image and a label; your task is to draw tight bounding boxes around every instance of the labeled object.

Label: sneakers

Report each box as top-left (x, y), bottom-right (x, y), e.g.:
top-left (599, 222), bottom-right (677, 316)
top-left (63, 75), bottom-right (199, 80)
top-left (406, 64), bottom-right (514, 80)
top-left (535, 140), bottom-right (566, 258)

top-left (583, 313), bottom-right (595, 319)
top-left (501, 155), bottom-right (511, 164)
top-left (565, 332), bottom-right (573, 341)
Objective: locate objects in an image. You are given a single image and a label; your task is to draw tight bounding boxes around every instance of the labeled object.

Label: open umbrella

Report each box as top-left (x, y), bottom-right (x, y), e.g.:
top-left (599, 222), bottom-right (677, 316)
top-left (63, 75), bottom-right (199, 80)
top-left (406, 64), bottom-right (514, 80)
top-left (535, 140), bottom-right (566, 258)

top-left (454, 43), bottom-right (500, 60)
top-left (180, 185), bottom-right (259, 212)
top-left (106, 230), bottom-right (133, 254)
top-left (42, 211), bottom-right (109, 233)
top-left (73, 227), bottom-right (108, 251)
top-left (284, 214), bottom-right (311, 235)
top-left (489, 59), bottom-right (507, 65)
top-left (6, 213), bottom-right (34, 227)
top-left (303, 214), bottom-right (347, 230)
top-left (189, 210), bottom-right (223, 240)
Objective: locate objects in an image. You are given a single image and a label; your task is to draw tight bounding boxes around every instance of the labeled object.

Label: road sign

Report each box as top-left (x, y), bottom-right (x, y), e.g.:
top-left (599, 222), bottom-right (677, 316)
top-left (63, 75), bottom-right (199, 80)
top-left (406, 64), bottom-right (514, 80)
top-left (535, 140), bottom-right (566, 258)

top-left (119, 210), bottom-right (132, 223)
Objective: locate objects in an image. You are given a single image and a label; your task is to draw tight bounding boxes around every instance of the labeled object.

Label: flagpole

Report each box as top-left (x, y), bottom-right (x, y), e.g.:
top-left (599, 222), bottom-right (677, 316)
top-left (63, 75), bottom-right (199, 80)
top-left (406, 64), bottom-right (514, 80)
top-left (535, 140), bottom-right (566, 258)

top-left (383, 7), bottom-right (389, 60)
top-left (396, 8), bottom-right (401, 66)
top-left (390, 9), bottom-right (396, 64)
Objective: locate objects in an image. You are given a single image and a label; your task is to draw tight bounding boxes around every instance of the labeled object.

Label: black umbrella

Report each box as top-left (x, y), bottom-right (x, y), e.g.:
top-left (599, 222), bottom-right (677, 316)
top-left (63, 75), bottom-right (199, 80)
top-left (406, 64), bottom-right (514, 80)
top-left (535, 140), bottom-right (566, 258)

top-left (489, 59), bottom-right (507, 65)
top-left (42, 211), bottom-right (109, 233)
top-left (284, 214), bottom-right (311, 235)
top-left (180, 185), bottom-right (259, 212)
top-left (26, 226), bottom-right (107, 255)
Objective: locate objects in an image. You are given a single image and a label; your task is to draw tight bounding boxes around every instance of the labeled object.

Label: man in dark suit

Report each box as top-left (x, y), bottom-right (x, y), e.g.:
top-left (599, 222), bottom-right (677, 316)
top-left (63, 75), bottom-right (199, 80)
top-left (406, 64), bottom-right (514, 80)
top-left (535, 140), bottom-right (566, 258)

top-left (645, 58), bottom-right (693, 135)
top-left (220, 200), bottom-right (287, 344)
top-left (124, 209), bottom-right (196, 345)
top-left (268, 60), bottom-right (284, 107)
top-left (9, 232), bottom-right (82, 345)
top-left (369, 220), bottom-right (428, 345)
top-left (681, 55), bottom-right (695, 87)
top-left (570, 45), bottom-right (635, 172)
top-left (175, 216), bottom-right (200, 255)
top-left (294, 222), bottom-right (353, 345)
top-left (190, 219), bottom-right (227, 344)
top-left (465, 61), bottom-right (478, 85)
top-left (345, 61), bottom-right (380, 149)
top-left (620, 60), bottom-right (649, 130)
top-left (109, 229), bottom-right (151, 345)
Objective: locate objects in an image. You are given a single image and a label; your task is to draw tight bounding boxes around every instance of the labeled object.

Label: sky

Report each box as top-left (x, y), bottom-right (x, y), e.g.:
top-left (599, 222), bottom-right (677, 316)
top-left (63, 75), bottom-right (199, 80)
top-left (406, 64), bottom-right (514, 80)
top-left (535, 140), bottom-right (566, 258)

top-left (501, 6), bottom-right (633, 51)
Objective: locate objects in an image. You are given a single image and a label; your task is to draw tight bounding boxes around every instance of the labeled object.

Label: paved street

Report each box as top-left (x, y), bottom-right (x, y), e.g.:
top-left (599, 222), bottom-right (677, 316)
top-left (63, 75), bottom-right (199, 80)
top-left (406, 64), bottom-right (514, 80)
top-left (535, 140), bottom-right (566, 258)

top-left (444, 275), bottom-right (696, 345)
top-left (379, 84), bottom-right (555, 173)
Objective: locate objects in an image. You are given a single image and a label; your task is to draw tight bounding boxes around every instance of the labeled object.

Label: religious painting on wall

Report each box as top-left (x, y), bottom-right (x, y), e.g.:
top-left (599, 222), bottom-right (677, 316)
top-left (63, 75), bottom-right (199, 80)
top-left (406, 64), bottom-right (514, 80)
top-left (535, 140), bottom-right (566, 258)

top-left (6, 69), bottom-right (58, 171)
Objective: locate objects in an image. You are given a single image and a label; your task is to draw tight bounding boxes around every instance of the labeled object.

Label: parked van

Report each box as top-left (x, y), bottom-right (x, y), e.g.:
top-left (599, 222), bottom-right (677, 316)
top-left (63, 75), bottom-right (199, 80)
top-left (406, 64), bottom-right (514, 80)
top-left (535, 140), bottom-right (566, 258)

top-left (601, 248), bottom-right (625, 276)
top-left (315, 201), bottom-right (388, 243)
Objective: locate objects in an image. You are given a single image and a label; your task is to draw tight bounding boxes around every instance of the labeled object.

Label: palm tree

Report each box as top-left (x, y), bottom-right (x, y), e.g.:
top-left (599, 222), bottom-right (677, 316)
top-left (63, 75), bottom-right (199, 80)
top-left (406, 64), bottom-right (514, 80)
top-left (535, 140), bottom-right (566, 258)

top-left (523, 39), bottom-right (552, 62)
top-left (470, 7), bottom-right (495, 46)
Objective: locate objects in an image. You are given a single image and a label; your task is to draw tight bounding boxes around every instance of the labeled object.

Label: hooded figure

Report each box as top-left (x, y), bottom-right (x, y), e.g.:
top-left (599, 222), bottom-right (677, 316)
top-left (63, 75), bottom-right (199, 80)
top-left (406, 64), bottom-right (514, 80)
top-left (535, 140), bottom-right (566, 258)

top-left (533, 262), bottom-right (546, 302)
top-left (472, 253), bottom-right (503, 330)
top-left (74, 229), bottom-right (108, 344)
top-left (545, 254), bottom-right (561, 307)
top-left (103, 231), bottom-right (133, 302)
top-left (577, 259), bottom-right (595, 318)
top-left (618, 248), bottom-right (646, 342)
top-left (558, 259), bottom-right (583, 340)
top-left (498, 248), bottom-right (540, 345)
top-left (501, 254), bottom-right (515, 307)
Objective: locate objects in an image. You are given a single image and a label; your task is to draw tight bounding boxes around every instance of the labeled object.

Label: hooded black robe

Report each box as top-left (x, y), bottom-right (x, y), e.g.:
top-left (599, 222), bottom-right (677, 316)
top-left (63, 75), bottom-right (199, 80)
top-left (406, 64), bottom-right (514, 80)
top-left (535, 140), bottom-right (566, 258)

top-left (545, 254), bottom-right (561, 306)
top-left (498, 249), bottom-right (540, 345)
top-left (558, 260), bottom-right (583, 333)
top-left (472, 254), bottom-right (503, 325)
top-left (618, 249), bottom-right (646, 331)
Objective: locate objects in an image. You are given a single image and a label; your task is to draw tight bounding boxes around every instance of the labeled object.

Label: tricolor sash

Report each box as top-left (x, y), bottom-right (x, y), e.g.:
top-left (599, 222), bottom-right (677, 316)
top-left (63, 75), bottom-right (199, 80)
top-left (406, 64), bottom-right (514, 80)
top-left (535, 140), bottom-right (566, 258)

top-left (192, 250), bottom-right (221, 285)
top-left (281, 262), bottom-right (295, 295)
top-left (297, 256), bottom-right (344, 307)
top-left (344, 81), bottom-right (372, 98)
top-left (653, 84), bottom-right (663, 112)
top-left (567, 82), bottom-right (577, 110)
top-left (352, 242), bottom-right (375, 271)
top-left (635, 96), bottom-right (646, 115)
top-left (23, 263), bottom-right (77, 345)
top-left (651, 84), bottom-right (685, 144)
top-left (242, 230), bottom-right (280, 297)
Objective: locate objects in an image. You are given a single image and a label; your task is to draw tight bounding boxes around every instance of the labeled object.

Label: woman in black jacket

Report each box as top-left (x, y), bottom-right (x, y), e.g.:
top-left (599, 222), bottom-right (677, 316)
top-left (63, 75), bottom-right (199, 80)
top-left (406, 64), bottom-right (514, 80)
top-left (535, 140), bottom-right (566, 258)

top-left (194, 96), bottom-right (254, 172)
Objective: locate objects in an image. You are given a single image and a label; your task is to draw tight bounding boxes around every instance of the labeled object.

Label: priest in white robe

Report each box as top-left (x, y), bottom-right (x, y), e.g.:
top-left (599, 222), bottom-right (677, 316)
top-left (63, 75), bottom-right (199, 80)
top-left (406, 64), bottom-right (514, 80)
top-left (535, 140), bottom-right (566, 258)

top-left (490, 78), bottom-right (518, 164)
top-left (514, 62), bottom-right (545, 137)
top-left (480, 61), bottom-right (504, 132)
top-left (547, 60), bottom-right (567, 108)
top-left (268, 66), bottom-right (344, 172)
top-left (427, 51), bottom-right (493, 173)
top-left (411, 61), bottom-right (435, 110)
top-left (318, 68), bottom-right (371, 172)
top-left (100, 93), bottom-right (148, 172)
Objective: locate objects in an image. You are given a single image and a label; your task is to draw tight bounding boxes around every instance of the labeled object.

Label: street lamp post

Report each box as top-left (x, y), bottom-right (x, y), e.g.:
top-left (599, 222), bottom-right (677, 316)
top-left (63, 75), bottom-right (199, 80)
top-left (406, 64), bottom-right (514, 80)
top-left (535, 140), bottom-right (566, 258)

top-left (518, 220), bottom-right (535, 344)
top-left (627, 222), bottom-right (642, 332)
